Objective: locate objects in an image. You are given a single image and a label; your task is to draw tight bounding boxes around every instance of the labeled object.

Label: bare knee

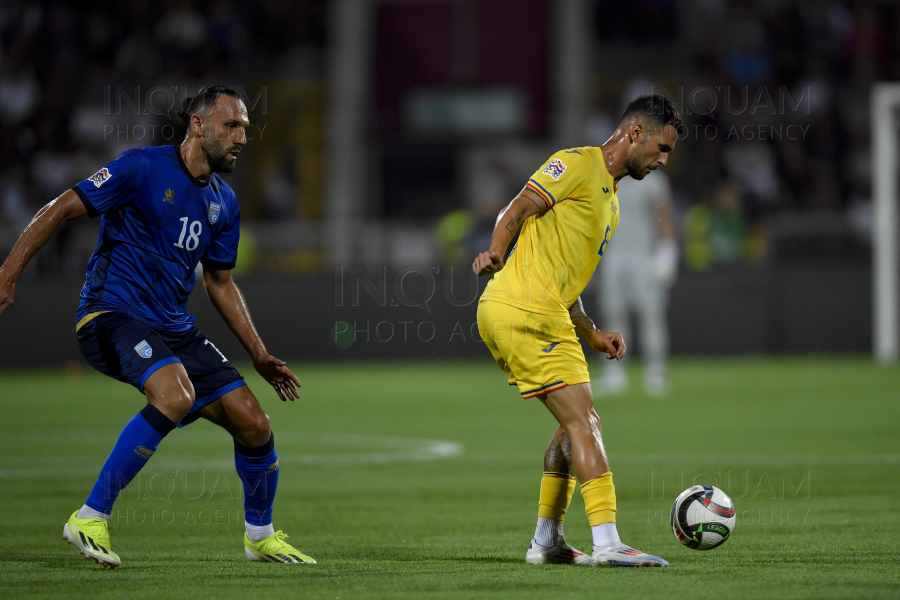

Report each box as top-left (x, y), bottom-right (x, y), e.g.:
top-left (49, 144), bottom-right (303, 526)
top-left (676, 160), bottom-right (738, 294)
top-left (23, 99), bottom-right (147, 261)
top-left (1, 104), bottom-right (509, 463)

top-left (236, 409), bottom-right (271, 448)
top-left (144, 364), bottom-right (195, 422)
top-left (147, 387), bottom-right (194, 422)
top-left (557, 410), bottom-right (600, 436)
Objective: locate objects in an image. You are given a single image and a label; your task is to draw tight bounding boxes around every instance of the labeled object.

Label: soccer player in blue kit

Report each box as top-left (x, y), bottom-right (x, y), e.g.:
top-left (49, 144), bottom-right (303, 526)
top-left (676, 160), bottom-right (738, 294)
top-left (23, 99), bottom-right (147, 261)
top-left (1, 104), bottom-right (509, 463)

top-left (0, 86), bottom-right (315, 567)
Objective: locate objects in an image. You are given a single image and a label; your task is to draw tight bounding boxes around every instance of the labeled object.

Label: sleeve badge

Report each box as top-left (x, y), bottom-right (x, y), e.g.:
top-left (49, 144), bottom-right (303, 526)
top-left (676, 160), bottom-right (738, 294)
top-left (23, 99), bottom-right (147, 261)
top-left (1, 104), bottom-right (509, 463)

top-left (541, 159), bottom-right (567, 181)
top-left (87, 167), bottom-right (112, 188)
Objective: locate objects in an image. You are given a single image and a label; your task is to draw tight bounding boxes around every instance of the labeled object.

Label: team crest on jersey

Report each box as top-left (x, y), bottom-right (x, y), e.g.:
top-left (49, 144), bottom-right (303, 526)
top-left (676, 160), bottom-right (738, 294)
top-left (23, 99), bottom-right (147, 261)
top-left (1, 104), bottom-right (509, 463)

top-left (208, 202), bottom-right (221, 224)
top-left (87, 167), bottom-right (112, 188)
top-left (541, 159), bottom-right (567, 181)
top-left (134, 340), bottom-right (152, 358)
top-left (162, 188), bottom-right (175, 204)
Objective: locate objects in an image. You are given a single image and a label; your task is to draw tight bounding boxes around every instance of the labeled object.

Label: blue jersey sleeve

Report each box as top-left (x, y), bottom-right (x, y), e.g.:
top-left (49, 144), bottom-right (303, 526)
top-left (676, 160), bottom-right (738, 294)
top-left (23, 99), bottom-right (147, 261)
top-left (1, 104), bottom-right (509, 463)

top-left (202, 203), bottom-right (241, 271)
top-left (72, 149), bottom-right (148, 218)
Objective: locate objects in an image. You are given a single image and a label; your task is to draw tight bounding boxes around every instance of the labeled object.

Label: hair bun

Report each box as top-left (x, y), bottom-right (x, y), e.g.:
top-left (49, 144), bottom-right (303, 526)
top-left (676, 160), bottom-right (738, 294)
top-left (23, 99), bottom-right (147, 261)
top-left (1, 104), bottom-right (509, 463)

top-left (177, 96), bottom-right (194, 123)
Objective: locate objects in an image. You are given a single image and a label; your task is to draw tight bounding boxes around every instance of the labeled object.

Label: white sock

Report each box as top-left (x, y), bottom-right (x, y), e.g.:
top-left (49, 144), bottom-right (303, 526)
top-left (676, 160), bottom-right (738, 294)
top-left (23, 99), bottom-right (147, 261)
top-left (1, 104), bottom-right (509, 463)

top-left (533, 517), bottom-right (564, 547)
top-left (591, 522), bottom-right (620, 548)
top-left (76, 504), bottom-right (110, 521)
top-left (245, 521), bottom-right (275, 543)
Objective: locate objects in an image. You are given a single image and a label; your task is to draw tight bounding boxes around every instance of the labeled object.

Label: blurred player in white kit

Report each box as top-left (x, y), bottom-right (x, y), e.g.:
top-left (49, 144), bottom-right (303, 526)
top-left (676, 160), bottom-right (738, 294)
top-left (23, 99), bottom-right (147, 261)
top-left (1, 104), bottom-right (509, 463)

top-left (593, 169), bottom-right (678, 397)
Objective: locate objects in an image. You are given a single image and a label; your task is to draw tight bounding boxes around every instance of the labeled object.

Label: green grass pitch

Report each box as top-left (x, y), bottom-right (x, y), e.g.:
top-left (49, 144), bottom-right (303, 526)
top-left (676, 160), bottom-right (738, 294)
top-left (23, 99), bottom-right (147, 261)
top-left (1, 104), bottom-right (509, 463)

top-left (1, 357), bottom-right (899, 599)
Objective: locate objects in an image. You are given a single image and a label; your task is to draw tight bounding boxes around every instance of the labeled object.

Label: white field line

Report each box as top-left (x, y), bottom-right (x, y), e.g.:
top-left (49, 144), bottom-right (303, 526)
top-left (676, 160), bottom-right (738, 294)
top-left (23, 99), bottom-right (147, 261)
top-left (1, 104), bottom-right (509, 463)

top-left (461, 453), bottom-right (900, 466)
top-left (0, 432), bottom-right (464, 479)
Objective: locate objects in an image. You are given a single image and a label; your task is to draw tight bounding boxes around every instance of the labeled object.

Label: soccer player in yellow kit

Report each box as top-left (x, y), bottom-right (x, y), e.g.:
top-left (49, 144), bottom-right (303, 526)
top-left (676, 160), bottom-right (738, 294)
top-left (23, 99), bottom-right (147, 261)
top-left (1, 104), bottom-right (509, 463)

top-left (473, 95), bottom-right (683, 567)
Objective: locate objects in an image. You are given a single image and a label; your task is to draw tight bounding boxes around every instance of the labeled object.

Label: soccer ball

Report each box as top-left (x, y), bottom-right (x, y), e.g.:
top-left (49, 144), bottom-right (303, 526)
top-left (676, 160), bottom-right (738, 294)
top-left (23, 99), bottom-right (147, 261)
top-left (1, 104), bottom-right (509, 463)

top-left (670, 485), bottom-right (736, 550)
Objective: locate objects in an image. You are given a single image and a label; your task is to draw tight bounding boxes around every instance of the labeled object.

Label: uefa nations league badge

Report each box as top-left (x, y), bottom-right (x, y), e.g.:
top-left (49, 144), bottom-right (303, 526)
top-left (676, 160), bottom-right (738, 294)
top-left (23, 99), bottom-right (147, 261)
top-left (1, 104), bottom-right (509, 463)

top-left (208, 202), bottom-right (221, 224)
top-left (134, 340), bottom-right (152, 359)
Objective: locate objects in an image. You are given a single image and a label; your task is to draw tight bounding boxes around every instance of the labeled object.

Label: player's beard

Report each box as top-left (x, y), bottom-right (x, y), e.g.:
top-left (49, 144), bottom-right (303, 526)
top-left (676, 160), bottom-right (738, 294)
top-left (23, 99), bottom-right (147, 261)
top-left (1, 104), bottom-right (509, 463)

top-left (625, 148), bottom-right (648, 180)
top-left (202, 140), bottom-right (239, 174)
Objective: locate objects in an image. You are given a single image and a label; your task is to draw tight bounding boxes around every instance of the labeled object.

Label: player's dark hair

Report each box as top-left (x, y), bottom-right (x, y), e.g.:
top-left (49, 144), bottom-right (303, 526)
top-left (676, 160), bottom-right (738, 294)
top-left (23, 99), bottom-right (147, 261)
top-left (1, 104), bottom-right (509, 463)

top-left (621, 94), bottom-right (685, 136)
top-left (176, 85), bottom-right (243, 123)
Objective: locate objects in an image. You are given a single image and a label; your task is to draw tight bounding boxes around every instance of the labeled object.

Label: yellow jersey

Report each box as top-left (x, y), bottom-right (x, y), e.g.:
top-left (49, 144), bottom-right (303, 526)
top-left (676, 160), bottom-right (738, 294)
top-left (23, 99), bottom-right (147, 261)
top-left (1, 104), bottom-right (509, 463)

top-left (480, 146), bottom-right (619, 317)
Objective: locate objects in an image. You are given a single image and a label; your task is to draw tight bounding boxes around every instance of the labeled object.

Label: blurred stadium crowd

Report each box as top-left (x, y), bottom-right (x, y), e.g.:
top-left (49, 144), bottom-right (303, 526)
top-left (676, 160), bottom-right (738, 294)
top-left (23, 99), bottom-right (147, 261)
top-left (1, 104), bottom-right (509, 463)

top-left (0, 0), bottom-right (325, 232)
top-left (628, 0), bottom-right (898, 267)
top-left (0, 0), bottom-right (896, 274)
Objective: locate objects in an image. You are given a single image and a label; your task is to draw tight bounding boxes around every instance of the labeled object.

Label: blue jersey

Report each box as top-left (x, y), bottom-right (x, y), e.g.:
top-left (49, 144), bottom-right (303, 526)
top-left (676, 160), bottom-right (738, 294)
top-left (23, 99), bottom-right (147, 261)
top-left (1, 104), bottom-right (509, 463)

top-left (72, 144), bottom-right (240, 333)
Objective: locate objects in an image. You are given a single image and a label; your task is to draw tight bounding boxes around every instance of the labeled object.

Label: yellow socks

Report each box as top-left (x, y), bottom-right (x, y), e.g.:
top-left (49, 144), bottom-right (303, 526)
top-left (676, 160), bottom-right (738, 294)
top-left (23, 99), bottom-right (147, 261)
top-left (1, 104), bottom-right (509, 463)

top-left (533, 472), bottom-right (576, 546)
top-left (538, 472), bottom-right (576, 522)
top-left (582, 472), bottom-right (621, 548)
top-left (535, 471), bottom-right (619, 548)
top-left (581, 471), bottom-right (616, 526)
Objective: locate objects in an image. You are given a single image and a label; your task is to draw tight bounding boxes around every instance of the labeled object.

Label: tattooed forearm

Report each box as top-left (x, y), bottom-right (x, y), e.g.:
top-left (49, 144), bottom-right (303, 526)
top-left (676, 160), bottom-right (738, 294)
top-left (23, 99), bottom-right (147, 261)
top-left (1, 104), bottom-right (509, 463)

top-left (505, 207), bottom-right (528, 233)
top-left (569, 296), bottom-right (597, 340)
top-left (544, 428), bottom-right (573, 474)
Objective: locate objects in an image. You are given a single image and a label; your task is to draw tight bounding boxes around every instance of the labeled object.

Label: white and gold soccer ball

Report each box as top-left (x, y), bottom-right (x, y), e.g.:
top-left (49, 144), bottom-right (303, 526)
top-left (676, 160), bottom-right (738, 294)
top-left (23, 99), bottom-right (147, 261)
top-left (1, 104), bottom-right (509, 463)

top-left (670, 485), bottom-right (736, 550)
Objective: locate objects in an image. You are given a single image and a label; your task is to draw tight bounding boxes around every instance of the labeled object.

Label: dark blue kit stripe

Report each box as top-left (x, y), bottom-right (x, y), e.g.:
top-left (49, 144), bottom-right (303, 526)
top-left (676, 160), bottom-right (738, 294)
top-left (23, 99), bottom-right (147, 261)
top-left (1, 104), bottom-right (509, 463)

top-left (527, 179), bottom-right (556, 204)
top-left (521, 381), bottom-right (564, 395)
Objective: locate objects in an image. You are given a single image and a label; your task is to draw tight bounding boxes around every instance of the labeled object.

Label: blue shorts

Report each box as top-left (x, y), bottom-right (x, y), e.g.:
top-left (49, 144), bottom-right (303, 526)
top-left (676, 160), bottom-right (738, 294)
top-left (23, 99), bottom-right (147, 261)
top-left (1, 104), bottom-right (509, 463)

top-left (77, 312), bottom-right (246, 427)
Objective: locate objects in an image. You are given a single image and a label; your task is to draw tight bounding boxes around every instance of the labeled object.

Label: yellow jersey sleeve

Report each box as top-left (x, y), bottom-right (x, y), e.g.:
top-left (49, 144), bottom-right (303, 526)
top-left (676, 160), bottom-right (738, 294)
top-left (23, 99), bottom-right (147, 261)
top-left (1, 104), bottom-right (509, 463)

top-left (524, 148), bottom-right (591, 208)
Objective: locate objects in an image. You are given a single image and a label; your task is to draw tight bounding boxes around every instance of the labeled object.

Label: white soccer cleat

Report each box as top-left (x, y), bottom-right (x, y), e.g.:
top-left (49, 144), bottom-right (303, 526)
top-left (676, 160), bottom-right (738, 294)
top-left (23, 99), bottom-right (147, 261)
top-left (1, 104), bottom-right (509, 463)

top-left (526, 538), bottom-right (592, 565)
top-left (591, 543), bottom-right (669, 567)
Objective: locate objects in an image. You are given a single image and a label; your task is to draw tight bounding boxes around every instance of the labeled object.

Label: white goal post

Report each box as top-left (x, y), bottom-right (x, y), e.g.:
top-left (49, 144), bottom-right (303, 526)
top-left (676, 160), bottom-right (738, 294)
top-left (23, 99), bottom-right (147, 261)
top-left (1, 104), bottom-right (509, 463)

top-left (872, 83), bottom-right (900, 363)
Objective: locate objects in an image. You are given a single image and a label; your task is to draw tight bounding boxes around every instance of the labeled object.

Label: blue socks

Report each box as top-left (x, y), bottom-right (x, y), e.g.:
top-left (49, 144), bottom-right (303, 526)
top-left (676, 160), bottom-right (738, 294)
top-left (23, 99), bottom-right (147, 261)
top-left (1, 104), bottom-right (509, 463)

top-left (84, 405), bottom-right (176, 515)
top-left (235, 434), bottom-right (279, 526)
top-left (82, 404), bottom-right (278, 532)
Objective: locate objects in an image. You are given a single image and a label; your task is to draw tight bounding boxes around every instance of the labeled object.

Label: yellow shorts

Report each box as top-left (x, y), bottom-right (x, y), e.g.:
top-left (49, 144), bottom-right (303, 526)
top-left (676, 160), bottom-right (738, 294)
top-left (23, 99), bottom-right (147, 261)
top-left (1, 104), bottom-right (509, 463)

top-left (477, 299), bottom-right (590, 399)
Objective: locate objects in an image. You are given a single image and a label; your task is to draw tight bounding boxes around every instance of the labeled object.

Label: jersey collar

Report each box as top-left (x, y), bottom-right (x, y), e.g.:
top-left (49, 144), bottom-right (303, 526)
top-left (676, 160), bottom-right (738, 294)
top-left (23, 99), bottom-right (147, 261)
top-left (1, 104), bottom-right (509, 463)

top-left (173, 144), bottom-right (211, 188)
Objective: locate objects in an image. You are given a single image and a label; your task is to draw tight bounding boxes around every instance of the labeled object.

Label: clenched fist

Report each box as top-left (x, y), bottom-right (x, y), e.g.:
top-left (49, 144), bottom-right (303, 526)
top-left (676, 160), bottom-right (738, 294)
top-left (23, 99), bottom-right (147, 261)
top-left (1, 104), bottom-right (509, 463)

top-left (472, 251), bottom-right (504, 276)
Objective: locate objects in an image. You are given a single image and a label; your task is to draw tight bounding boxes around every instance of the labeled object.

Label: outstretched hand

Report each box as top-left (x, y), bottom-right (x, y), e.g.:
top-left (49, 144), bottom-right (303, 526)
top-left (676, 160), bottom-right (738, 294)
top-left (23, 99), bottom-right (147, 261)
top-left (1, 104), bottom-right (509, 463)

top-left (472, 251), bottom-right (504, 276)
top-left (590, 330), bottom-right (626, 360)
top-left (253, 354), bottom-right (302, 401)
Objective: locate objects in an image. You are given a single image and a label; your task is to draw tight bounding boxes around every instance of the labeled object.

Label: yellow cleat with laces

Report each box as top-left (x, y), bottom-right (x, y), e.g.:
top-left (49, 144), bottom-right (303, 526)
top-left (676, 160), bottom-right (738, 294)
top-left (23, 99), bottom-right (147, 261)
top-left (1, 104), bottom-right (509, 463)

top-left (63, 511), bottom-right (121, 568)
top-left (244, 530), bottom-right (316, 564)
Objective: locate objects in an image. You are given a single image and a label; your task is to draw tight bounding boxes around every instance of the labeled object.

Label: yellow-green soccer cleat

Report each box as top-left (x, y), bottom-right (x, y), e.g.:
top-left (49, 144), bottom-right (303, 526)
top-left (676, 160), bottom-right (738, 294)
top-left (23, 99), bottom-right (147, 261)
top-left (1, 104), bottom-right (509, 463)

top-left (63, 511), bottom-right (121, 568)
top-left (244, 531), bottom-right (316, 564)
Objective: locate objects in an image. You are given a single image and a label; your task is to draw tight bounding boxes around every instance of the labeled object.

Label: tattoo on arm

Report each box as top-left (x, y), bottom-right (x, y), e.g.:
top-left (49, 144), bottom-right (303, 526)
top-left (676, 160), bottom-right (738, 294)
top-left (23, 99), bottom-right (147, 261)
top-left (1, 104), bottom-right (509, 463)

top-left (500, 192), bottom-right (546, 234)
top-left (524, 194), bottom-right (544, 210)
top-left (569, 296), bottom-right (597, 340)
top-left (544, 429), bottom-right (573, 474)
top-left (505, 207), bottom-right (528, 234)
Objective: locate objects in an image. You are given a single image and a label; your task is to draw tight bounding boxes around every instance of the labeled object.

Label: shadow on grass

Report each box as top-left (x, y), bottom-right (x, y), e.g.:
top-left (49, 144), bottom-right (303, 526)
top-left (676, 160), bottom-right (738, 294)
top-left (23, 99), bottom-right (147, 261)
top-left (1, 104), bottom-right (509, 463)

top-left (444, 556), bottom-right (522, 565)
